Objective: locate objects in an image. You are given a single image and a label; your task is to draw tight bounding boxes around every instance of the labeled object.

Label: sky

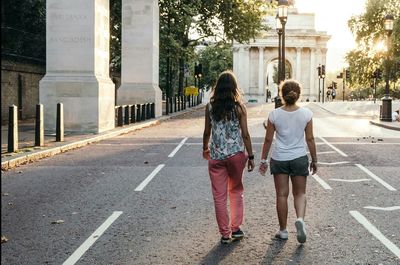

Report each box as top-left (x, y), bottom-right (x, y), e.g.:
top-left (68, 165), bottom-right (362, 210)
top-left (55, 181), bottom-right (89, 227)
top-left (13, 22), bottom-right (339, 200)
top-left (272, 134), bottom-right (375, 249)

top-left (295, 0), bottom-right (366, 72)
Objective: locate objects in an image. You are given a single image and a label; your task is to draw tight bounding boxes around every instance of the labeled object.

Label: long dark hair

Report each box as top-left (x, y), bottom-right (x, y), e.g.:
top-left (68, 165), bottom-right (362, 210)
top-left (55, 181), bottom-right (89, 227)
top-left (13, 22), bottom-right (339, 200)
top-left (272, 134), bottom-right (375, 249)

top-left (210, 71), bottom-right (242, 121)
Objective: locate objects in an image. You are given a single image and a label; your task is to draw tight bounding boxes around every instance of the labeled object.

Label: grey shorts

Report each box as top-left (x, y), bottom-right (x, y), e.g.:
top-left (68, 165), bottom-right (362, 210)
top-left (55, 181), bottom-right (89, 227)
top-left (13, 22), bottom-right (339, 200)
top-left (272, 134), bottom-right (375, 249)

top-left (270, 155), bottom-right (309, 177)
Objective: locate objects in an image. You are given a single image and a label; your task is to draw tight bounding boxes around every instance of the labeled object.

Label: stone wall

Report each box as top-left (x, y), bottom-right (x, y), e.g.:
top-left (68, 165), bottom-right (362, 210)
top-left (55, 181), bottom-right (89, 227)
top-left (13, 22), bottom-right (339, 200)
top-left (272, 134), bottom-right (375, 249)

top-left (1, 60), bottom-right (45, 124)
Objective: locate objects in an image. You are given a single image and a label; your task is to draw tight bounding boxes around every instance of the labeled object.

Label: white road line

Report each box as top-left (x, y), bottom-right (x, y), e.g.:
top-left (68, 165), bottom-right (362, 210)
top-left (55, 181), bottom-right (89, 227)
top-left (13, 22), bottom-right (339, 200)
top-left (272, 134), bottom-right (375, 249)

top-left (355, 164), bottom-right (396, 191)
top-left (330, 178), bottom-right (371, 182)
top-left (135, 164), bottom-right (165, 191)
top-left (364, 206), bottom-right (400, 211)
top-left (350, 211), bottom-right (400, 259)
top-left (316, 151), bottom-right (336, 155)
top-left (318, 161), bottom-right (350, 165)
top-left (318, 137), bottom-right (348, 157)
top-left (168, 137), bottom-right (188, 157)
top-left (63, 211), bottom-right (123, 265)
top-left (311, 174), bottom-right (332, 190)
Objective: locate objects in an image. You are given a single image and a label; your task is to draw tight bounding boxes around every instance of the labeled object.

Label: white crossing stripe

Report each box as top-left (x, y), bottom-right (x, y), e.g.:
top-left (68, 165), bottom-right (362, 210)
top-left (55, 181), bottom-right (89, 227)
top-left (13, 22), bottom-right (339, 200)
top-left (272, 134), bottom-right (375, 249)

top-left (135, 164), bottom-right (165, 191)
top-left (318, 137), bottom-right (348, 157)
top-left (318, 161), bottom-right (350, 165)
top-left (364, 206), bottom-right (400, 211)
top-left (350, 211), bottom-right (400, 259)
top-left (311, 174), bottom-right (332, 190)
top-left (330, 178), bottom-right (370, 182)
top-left (63, 211), bottom-right (123, 265)
top-left (355, 164), bottom-right (396, 191)
top-left (168, 137), bottom-right (188, 157)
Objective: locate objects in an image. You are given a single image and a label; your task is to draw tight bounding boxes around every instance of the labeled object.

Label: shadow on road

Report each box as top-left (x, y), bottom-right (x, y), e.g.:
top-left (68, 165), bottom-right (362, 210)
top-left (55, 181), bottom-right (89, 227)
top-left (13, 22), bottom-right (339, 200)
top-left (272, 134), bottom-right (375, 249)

top-left (288, 244), bottom-right (306, 264)
top-left (198, 240), bottom-right (240, 265)
top-left (260, 238), bottom-right (287, 264)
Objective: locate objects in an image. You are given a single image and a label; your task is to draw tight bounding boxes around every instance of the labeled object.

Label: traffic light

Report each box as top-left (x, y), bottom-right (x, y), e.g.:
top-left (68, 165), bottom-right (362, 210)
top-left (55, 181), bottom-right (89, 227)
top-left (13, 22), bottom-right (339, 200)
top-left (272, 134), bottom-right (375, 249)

top-left (332, 81), bottom-right (337, 89)
top-left (194, 63), bottom-right (203, 78)
top-left (345, 69), bottom-right (350, 80)
top-left (337, 72), bottom-right (343, 79)
top-left (321, 65), bottom-right (326, 76)
top-left (317, 65), bottom-right (321, 77)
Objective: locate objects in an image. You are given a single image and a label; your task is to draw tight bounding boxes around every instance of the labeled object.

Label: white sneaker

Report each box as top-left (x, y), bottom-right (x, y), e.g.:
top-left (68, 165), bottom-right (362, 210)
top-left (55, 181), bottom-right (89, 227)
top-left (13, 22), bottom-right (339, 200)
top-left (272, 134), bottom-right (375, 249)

top-left (274, 229), bottom-right (288, 240)
top-left (295, 218), bottom-right (307, 243)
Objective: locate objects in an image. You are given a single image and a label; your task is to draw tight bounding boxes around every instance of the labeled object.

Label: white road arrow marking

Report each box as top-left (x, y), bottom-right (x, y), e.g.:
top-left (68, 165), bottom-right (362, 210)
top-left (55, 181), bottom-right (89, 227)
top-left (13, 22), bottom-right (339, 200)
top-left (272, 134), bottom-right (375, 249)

top-left (364, 206), bottom-right (400, 211)
top-left (330, 178), bottom-right (370, 182)
top-left (350, 211), bottom-right (400, 259)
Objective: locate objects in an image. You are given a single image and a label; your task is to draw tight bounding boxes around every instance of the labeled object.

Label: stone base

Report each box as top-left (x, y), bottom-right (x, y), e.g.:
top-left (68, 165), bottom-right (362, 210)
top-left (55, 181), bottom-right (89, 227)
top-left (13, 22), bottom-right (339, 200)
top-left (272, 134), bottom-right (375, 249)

top-left (243, 93), bottom-right (266, 103)
top-left (39, 75), bottom-right (115, 133)
top-left (117, 83), bottom-right (162, 117)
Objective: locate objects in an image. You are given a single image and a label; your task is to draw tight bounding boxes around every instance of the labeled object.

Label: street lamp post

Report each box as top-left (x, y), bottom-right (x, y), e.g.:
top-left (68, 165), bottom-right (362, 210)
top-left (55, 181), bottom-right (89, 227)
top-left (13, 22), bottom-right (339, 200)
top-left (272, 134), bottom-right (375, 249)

top-left (381, 14), bottom-right (394, 121)
top-left (278, 0), bottom-right (288, 82)
top-left (276, 14), bottom-right (282, 84)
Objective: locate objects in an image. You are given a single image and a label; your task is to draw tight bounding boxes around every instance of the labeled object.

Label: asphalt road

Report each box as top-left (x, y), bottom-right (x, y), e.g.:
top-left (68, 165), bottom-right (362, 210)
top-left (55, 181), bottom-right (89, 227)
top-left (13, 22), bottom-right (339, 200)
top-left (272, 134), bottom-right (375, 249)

top-left (2, 102), bottom-right (400, 265)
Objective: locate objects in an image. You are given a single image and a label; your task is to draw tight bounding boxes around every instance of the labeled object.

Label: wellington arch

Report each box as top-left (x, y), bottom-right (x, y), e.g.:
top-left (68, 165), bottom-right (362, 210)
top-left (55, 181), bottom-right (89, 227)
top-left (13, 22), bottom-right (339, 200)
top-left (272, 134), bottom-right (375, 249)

top-left (233, 6), bottom-right (330, 103)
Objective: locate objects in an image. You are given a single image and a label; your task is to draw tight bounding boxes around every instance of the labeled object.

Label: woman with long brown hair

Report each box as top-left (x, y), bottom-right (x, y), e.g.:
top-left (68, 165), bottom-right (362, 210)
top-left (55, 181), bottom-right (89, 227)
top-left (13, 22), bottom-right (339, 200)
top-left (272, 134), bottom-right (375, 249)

top-left (203, 70), bottom-right (255, 244)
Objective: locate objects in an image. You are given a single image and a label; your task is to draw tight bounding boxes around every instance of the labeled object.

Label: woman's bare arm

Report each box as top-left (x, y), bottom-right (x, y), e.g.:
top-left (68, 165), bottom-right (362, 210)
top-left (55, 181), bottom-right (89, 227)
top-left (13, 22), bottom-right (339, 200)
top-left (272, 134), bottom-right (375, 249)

top-left (237, 104), bottom-right (255, 171)
top-left (202, 104), bottom-right (211, 159)
top-left (305, 119), bottom-right (317, 174)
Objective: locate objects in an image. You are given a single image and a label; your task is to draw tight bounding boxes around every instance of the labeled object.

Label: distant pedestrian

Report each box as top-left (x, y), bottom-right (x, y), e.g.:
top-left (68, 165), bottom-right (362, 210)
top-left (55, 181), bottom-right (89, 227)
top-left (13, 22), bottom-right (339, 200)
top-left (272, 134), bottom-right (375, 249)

top-left (259, 80), bottom-right (317, 244)
top-left (393, 109), bottom-right (400, 122)
top-left (332, 88), bottom-right (336, 100)
top-left (203, 70), bottom-right (255, 244)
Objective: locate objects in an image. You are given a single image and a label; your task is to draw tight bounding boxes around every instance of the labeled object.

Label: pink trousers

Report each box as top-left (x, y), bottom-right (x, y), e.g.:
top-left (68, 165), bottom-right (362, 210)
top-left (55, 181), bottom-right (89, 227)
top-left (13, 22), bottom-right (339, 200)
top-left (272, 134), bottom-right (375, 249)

top-left (208, 152), bottom-right (247, 238)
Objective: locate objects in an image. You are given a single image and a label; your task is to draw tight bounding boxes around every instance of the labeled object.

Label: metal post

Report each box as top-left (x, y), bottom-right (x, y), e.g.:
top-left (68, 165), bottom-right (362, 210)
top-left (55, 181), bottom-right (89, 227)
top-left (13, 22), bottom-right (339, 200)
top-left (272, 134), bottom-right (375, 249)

top-left (151, 103), bottom-right (155, 118)
top-left (146, 103), bottom-right (151, 119)
top-left (174, 97), bottom-right (177, 112)
top-left (373, 78), bottom-right (377, 104)
top-left (141, 104), bottom-right (146, 120)
top-left (343, 78), bottom-right (345, 102)
top-left (124, 105), bottom-right (130, 125)
top-left (381, 30), bottom-right (393, 121)
top-left (131, 105), bottom-right (136, 123)
top-left (177, 96), bottom-right (181, 111)
top-left (166, 98), bottom-right (169, 115)
top-left (35, 104), bottom-right (44, 147)
top-left (56, 103), bottom-right (64, 142)
top-left (8, 105), bottom-right (18, 152)
top-left (281, 20), bottom-right (286, 82)
top-left (117, 105), bottom-right (124, 126)
top-left (136, 104), bottom-right (141, 121)
top-left (322, 77), bottom-right (325, 103)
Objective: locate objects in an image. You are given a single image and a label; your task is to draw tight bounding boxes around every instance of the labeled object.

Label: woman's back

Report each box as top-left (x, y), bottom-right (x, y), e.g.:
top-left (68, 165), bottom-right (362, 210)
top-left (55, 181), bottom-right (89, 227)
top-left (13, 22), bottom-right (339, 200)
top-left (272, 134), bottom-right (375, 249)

top-left (269, 107), bottom-right (313, 161)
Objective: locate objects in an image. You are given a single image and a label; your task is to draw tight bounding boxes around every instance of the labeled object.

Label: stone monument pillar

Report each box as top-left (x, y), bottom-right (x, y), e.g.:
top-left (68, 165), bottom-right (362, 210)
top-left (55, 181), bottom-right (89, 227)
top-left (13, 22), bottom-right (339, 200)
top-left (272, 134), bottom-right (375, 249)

top-left (118, 0), bottom-right (162, 117)
top-left (39, 0), bottom-right (115, 133)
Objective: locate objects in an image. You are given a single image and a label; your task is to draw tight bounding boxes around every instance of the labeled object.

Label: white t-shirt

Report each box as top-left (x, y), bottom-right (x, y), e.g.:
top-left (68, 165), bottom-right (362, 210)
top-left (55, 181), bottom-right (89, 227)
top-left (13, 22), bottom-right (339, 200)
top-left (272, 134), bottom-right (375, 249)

top-left (392, 111), bottom-right (399, 122)
top-left (268, 107), bottom-right (313, 161)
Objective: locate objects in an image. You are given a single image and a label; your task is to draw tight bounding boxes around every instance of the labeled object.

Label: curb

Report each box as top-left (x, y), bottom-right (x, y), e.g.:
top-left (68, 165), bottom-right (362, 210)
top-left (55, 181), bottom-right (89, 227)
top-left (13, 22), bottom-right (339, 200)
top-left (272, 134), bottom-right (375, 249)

top-left (312, 103), bottom-right (376, 119)
top-left (369, 120), bottom-right (400, 132)
top-left (1, 105), bottom-right (205, 171)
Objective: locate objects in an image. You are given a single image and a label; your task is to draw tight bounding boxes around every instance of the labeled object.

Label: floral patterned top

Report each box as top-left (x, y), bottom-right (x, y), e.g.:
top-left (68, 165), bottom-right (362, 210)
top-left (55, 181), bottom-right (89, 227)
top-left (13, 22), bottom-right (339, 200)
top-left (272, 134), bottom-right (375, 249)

top-left (209, 103), bottom-right (244, 160)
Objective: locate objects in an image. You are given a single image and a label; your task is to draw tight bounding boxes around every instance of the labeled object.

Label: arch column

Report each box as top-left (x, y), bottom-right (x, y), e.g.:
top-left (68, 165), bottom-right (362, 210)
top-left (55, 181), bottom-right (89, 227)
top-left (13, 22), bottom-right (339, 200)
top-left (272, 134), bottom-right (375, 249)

top-left (296, 47), bottom-right (302, 81)
top-left (118, 0), bottom-right (162, 117)
top-left (242, 47), bottom-right (250, 95)
top-left (309, 48), bottom-right (316, 99)
top-left (39, 0), bottom-right (115, 133)
top-left (258, 46), bottom-right (265, 96)
top-left (233, 47), bottom-right (240, 79)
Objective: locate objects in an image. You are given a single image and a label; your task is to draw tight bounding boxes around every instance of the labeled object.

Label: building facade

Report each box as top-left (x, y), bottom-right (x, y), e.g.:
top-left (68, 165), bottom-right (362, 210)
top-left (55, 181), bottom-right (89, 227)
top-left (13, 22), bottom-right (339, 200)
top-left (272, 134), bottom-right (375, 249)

top-left (233, 7), bottom-right (330, 102)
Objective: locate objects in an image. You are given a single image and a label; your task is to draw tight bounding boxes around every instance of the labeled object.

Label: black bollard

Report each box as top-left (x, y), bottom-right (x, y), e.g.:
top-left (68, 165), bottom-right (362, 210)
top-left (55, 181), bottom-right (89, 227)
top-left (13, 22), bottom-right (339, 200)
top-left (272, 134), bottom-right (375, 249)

top-left (136, 104), bottom-right (141, 121)
top-left (174, 97), bottom-right (177, 113)
top-left (117, 105), bottom-right (124, 126)
top-left (151, 103), bottom-right (155, 118)
top-left (124, 105), bottom-right (130, 125)
top-left (56, 103), bottom-right (64, 142)
top-left (141, 104), bottom-right (146, 121)
top-left (146, 103), bottom-right (151, 119)
top-left (35, 104), bottom-right (44, 147)
top-left (169, 97), bottom-right (173, 113)
top-left (166, 98), bottom-right (169, 115)
top-left (8, 105), bottom-right (18, 152)
top-left (131, 105), bottom-right (136, 123)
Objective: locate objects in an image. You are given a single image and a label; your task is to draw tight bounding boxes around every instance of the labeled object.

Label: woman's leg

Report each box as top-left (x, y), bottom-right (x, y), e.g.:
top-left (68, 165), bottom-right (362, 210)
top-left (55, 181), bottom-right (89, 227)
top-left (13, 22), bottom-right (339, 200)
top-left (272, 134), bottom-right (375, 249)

top-left (226, 152), bottom-right (247, 232)
top-left (291, 175), bottom-right (307, 219)
top-left (209, 159), bottom-right (230, 238)
top-left (274, 174), bottom-right (290, 230)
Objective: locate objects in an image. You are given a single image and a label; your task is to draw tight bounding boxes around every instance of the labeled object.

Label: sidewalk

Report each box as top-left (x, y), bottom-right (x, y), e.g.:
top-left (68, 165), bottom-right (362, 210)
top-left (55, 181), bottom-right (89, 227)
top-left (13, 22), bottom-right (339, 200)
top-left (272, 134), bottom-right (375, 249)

top-left (1, 104), bottom-right (205, 171)
top-left (314, 101), bottom-right (400, 132)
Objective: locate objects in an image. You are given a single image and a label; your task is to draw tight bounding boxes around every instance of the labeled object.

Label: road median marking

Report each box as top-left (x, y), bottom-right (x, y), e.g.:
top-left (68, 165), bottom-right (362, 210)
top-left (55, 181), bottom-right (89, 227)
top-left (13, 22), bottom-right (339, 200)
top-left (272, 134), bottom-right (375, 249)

top-left (318, 137), bottom-right (348, 157)
top-left (355, 164), bottom-right (396, 191)
top-left (318, 161), bottom-right (350, 165)
top-left (135, 164), bottom-right (165, 191)
top-left (63, 211), bottom-right (123, 265)
top-left (311, 174), bottom-right (332, 190)
top-left (168, 137), bottom-right (188, 157)
top-left (364, 206), bottom-right (400, 211)
top-left (350, 210), bottom-right (400, 259)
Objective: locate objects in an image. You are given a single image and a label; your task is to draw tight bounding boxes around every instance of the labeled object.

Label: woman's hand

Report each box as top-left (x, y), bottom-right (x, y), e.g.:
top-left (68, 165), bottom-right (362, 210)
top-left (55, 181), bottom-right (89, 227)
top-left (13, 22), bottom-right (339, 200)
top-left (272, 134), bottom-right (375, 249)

top-left (259, 163), bottom-right (268, 176)
top-left (247, 159), bottom-right (255, 172)
top-left (203, 149), bottom-right (210, 160)
top-left (309, 161), bottom-right (317, 175)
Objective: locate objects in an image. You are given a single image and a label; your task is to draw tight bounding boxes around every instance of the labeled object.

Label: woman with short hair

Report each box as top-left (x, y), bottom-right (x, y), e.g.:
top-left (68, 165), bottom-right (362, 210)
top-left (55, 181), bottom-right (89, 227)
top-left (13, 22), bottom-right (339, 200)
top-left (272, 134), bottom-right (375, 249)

top-left (259, 79), bottom-right (318, 244)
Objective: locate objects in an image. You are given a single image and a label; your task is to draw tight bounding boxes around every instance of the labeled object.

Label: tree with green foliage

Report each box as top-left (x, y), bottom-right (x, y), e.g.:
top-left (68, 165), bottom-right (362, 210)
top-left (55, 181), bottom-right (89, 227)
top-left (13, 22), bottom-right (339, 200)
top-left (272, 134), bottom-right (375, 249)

top-left (346, 0), bottom-right (400, 98)
top-left (159, 0), bottom-right (274, 96)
